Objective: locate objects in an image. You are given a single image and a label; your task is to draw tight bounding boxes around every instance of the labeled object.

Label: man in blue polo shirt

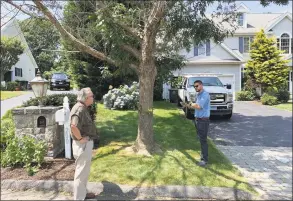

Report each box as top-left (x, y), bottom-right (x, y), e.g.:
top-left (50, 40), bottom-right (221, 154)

top-left (188, 80), bottom-right (210, 167)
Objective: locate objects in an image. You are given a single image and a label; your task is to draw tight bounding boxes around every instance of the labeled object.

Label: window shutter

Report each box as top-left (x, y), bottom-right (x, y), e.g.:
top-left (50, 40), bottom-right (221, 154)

top-left (194, 44), bottom-right (198, 56)
top-left (206, 40), bottom-right (211, 56)
top-left (21, 69), bottom-right (23, 77)
top-left (239, 37), bottom-right (244, 53)
top-left (15, 68), bottom-right (17, 76)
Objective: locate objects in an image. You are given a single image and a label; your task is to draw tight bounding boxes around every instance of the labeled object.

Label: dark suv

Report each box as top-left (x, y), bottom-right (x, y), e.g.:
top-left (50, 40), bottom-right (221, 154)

top-left (50, 73), bottom-right (70, 90)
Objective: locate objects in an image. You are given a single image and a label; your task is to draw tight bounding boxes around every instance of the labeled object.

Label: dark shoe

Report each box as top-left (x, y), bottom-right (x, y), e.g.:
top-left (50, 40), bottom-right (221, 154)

top-left (198, 160), bottom-right (208, 167)
top-left (85, 193), bottom-right (96, 199)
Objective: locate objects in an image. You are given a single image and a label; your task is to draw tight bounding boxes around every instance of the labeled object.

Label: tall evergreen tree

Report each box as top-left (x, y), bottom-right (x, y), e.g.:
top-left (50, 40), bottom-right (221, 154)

top-left (246, 29), bottom-right (289, 92)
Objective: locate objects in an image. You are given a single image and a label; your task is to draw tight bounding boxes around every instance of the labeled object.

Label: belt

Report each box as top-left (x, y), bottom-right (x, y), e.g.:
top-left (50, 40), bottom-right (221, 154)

top-left (195, 117), bottom-right (209, 120)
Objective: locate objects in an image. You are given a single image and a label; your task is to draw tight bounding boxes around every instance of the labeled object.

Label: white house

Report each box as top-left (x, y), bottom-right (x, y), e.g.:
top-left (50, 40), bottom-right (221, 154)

top-left (167, 3), bottom-right (292, 99)
top-left (1, 18), bottom-right (38, 84)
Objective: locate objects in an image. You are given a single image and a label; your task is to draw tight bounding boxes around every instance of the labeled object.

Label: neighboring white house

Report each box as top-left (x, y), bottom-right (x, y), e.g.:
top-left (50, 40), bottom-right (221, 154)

top-left (1, 18), bottom-right (38, 83)
top-left (165, 3), bottom-right (292, 99)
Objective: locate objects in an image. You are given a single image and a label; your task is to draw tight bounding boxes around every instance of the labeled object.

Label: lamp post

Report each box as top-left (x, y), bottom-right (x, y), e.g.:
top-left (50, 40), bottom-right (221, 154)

top-left (29, 69), bottom-right (49, 106)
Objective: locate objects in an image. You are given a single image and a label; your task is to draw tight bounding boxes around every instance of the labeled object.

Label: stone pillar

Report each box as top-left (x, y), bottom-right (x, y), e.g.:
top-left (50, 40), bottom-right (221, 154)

top-left (12, 106), bottom-right (64, 158)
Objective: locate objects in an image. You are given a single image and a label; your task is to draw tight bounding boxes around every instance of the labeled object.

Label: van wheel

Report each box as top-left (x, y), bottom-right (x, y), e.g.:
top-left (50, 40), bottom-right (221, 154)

top-left (224, 113), bottom-right (232, 119)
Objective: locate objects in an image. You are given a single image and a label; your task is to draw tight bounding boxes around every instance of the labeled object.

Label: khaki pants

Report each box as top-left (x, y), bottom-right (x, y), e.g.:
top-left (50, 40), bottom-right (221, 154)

top-left (72, 139), bottom-right (93, 200)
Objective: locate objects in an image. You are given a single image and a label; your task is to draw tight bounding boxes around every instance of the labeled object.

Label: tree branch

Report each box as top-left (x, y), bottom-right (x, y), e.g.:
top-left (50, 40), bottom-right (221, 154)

top-left (31, 0), bottom-right (117, 66)
top-left (3, 0), bottom-right (42, 18)
top-left (146, 1), bottom-right (167, 32)
top-left (97, 2), bottom-right (142, 42)
top-left (120, 44), bottom-right (141, 60)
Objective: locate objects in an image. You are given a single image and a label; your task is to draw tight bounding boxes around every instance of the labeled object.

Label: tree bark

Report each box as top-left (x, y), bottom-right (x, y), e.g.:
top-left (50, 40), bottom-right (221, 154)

top-left (133, 1), bottom-right (167, 155)
top-left (134, 61), bottom-right (157, 155)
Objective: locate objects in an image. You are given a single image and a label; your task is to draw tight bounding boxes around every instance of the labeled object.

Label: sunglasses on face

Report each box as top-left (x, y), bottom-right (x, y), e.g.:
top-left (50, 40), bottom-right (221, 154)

top-left (194, 85), bottom-right (199, 88)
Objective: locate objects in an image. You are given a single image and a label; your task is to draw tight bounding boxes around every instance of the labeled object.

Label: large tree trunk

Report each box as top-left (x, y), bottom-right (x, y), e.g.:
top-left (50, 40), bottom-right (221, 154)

top-left (134, 61), bottom-right (157, 155)
top-left (133, 1), bottom-right (167, 155)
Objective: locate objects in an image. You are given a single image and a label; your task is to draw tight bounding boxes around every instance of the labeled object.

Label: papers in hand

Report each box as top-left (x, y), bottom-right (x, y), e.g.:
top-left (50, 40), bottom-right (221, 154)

top-left (180, 102), bottom-right (193, 109)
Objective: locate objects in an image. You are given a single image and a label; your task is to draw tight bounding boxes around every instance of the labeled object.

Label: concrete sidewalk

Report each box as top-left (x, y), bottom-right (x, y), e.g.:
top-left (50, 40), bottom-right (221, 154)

top-left (1, 179), bottom-right (254, 200)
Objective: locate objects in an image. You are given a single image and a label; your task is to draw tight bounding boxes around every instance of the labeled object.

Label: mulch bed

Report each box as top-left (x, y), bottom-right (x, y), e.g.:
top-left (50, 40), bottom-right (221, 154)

top-left (1, 143), bottom-right (100, 181)
top-left (1, 159), bottom-right (75, 181)
top-left (1, 150), bottom-right (76, 181)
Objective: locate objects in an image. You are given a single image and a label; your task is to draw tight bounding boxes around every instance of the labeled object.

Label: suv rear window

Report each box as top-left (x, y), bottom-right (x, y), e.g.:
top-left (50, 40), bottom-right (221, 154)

top-left (52, 73), bottom-right (67, 79)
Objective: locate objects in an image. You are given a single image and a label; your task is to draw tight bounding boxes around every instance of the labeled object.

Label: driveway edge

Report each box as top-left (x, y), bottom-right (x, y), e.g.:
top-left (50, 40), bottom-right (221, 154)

top-left (1, 179), bottom-right (254, 200)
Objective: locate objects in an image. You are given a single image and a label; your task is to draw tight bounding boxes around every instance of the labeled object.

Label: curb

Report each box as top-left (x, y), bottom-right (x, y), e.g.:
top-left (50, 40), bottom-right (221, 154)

top-left (1, 179), bottom-right (254, 200)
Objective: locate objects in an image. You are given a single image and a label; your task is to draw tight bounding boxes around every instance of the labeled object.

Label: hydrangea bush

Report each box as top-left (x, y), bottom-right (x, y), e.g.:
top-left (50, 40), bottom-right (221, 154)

top-left (103, 82), bottom-right (139, 110)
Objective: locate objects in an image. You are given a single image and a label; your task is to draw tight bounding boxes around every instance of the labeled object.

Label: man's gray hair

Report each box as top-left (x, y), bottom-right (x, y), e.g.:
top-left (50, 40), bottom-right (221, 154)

top-left (77, 87), bottom-right (92, 102)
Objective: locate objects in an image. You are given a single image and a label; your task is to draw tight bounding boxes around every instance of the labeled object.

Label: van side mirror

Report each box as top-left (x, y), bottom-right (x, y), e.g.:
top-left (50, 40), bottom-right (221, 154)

top-left (226, 84), bottom-right (232, 89)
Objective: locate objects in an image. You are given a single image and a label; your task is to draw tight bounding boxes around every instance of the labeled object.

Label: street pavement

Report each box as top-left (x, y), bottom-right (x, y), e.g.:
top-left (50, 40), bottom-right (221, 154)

top-left (1, 90), bottom-right (77, 118)
top-left (209, 101), bottom-right (292, 200)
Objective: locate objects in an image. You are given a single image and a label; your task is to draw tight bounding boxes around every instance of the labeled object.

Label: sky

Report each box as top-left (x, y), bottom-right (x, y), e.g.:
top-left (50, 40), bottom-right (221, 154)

top-left (1, 1), bottom-right (292, 26)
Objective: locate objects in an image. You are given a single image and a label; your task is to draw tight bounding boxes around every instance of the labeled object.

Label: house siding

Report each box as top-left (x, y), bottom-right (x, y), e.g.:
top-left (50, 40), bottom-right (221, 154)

top-left (271, 17), bottom-right (292, 37)
top-left (1, 19), bottom-right (37, 82)
top-left (179, 40), bottom-right (237, 61)
top-left (173, 64), bottom-right (241, 93)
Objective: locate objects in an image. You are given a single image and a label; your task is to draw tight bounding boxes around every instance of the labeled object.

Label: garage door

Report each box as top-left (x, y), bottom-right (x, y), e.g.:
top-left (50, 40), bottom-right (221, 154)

top-left (217, 74), bottom-right (235, 100)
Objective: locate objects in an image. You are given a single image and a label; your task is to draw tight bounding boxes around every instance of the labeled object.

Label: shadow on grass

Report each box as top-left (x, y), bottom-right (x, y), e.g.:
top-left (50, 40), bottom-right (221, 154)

top-left (91, 101), bottom-right (256, 199)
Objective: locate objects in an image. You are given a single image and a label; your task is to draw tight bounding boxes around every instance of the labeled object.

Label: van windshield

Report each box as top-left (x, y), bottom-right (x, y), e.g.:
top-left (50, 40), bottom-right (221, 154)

top-left (188, 77), bottom-right (223, 87)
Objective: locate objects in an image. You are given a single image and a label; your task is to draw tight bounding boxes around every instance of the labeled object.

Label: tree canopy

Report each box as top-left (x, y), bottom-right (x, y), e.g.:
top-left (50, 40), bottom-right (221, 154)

top-left (19, 18), bottom-right (60, 74)
top-left (0, 36), bottom-right (24, 77)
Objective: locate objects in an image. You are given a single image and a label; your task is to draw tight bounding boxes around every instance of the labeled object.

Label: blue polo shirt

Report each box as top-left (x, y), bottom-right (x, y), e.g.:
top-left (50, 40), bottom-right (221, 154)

top-left (194, 90), bottom-right (210, 118)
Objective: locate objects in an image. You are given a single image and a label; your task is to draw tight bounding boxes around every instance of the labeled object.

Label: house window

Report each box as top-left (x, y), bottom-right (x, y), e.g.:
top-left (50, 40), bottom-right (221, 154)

top-left (238, 13), bottom-right (244, 26)
top-left (243, 37), bottom-right (254, 53)
top-left (198, 42), bottom-right (206, 56)
top-left (279, 33), bottom-right (290, 54)
top-left (15, 68), bottom-right (22, 77)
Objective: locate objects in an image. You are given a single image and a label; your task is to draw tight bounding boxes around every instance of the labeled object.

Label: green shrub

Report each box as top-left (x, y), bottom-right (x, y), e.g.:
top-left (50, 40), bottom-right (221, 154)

top-left (22, 93), bottom-right (97, 120)
top-left (236, 91), bottom-right (256, 101)
top-left (261, 93), bottom-right (278, 105)
top-left (0, 118), bottom-right (15, 150)
top-left (2, 109), bottom-right (13, 119)
top-left (6, 81), bottom-right (19, 91)
top-left (1, 110), bottom-right (15, 150)
top-left (1, 135), bottom-right (47, 175)
top-left (265, 86), bottom-right (290, 103)
top-left (275, 88), bottom-right (290, 103)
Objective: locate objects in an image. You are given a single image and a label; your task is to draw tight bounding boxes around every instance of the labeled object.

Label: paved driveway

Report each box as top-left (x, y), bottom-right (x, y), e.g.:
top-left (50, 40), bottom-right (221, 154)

top-left (209, 101), bottom-right (292, 200)
top-left (209, 101), bottom-right (292, 147)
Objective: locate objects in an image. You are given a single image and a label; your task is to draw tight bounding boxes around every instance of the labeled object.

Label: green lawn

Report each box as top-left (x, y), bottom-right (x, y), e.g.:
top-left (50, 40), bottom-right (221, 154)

top-left (1, 91), bottom-right (28, 100)
top-left (91, 102), bottom-right (256, 194)
top-left (273, 103), bottom-right (292, 111)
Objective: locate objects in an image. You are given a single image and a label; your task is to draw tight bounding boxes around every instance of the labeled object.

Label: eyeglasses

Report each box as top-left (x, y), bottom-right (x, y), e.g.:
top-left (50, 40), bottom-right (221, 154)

top-left (194, 85), bottom-right (199, 88)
